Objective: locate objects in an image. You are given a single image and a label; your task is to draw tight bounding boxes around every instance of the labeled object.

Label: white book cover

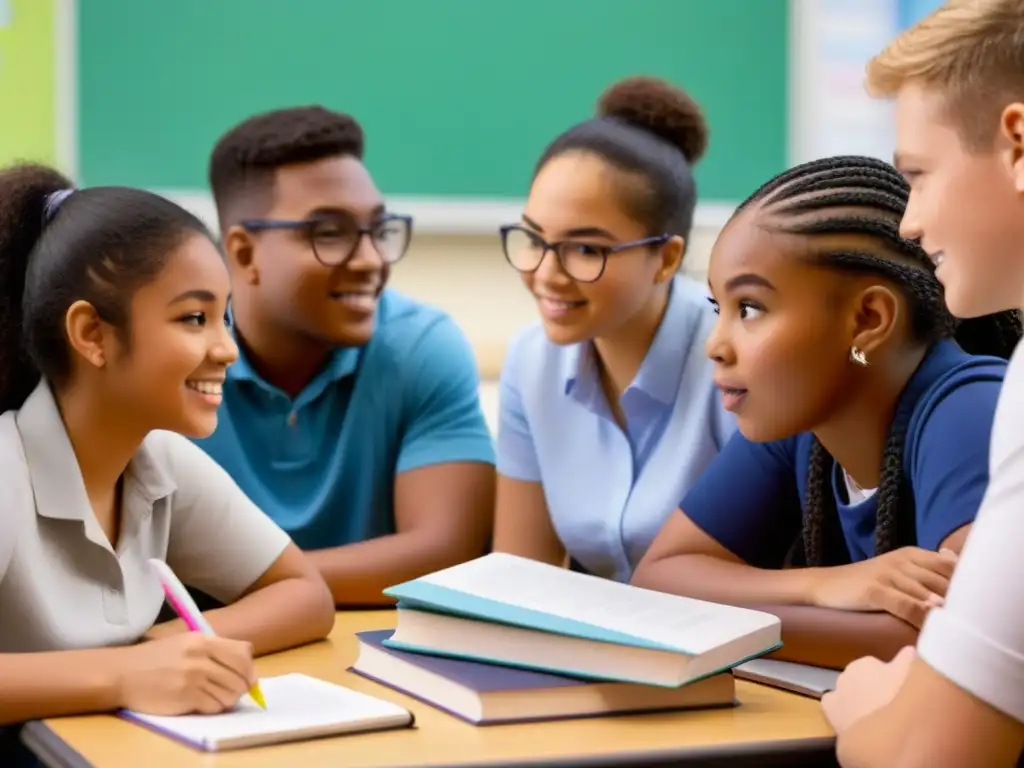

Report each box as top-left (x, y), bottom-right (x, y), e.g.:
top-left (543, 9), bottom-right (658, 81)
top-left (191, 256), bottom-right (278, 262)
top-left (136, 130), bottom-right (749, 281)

top-left (385, 553), bottom-right (780, 654)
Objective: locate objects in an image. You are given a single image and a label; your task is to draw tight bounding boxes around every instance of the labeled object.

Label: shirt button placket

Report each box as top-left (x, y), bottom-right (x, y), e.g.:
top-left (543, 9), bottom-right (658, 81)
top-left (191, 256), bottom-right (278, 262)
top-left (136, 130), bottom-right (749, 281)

top-left (103, 560), bottom-right (129, 625)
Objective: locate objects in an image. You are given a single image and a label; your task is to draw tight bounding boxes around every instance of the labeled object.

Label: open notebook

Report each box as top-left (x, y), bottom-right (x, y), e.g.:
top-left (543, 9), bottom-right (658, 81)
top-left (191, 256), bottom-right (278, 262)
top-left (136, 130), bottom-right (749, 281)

top-left (120, 673), bottom-right (415, 751)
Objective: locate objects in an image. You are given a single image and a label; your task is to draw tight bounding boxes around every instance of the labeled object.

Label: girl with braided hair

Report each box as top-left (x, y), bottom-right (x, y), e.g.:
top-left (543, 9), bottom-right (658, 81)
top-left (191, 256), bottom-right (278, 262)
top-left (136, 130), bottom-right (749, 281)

top-left (632, 154), bottom-right (1021, 670)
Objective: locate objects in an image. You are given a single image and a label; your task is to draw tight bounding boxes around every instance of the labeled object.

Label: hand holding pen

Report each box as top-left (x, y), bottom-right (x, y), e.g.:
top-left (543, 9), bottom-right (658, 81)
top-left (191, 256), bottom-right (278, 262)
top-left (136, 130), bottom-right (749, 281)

top-left (115, 632), bottom-right (260, 716)
top-left (148, 559), bottom-right (267, 709)
top-left (103, 558), bottom-right (267, 715)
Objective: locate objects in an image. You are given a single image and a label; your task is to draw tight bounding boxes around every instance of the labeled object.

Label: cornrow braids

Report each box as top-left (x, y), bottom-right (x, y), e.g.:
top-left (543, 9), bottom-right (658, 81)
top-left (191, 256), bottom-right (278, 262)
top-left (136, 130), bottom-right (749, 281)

top-left (738, 155), bottom-right (1022, 566)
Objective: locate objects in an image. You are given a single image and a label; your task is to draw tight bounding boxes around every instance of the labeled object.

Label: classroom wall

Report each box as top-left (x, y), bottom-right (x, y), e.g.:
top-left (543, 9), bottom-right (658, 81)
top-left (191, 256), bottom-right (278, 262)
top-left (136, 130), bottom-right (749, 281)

top-left (7, 0), bottom-right (920, 385)
top-left (77, 0), bottom-right (789, 205)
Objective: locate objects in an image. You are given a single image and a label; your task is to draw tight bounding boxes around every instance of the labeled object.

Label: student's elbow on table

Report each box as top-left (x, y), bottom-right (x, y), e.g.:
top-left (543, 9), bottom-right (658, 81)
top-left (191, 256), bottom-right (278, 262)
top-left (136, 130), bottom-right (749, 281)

top-left (306, 573), bottom-right (338, 639)
top-left (301, 551), bottom-right (338, 629)
top-left (282, 549), bottom-right (336, 640)
top-left (631, 549), bottom-right (706, 593)
top-left (631, 509), bottom-right (721, 591)
top-left (631, 551), bottom-right (668, 589)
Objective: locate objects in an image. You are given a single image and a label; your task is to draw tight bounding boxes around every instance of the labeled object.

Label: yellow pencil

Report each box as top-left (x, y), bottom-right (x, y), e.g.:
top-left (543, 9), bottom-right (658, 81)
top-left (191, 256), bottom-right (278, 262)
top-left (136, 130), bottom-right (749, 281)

top-left (247, 683), bottom-right (267, 709)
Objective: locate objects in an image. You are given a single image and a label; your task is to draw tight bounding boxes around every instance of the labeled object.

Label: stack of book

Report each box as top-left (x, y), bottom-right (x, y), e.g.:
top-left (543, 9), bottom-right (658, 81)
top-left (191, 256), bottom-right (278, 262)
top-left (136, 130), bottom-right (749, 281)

top-left (350, 553), bottom-right (782, 725)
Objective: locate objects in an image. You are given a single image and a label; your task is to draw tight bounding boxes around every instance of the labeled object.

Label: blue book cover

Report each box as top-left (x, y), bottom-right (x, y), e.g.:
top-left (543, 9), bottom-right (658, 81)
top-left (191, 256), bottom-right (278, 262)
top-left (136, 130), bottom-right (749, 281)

top-left (350, 630), bottom-right (738, 725)
top-left (356, 630), bottom-right (596, 692)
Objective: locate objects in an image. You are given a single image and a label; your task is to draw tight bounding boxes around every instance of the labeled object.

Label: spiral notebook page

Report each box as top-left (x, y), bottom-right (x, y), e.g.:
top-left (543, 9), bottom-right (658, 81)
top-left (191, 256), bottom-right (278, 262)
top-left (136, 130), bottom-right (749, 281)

top-left (122, 673), bottom-right (414, 751)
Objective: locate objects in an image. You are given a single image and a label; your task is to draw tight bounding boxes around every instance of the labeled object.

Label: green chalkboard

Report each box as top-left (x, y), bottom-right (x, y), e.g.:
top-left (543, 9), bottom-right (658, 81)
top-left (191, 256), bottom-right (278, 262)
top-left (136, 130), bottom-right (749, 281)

top-left (78, 0), bottom-right (788, 202)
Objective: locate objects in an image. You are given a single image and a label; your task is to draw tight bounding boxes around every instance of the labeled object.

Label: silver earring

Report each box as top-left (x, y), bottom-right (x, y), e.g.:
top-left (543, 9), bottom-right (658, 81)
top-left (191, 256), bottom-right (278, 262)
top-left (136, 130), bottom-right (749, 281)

top-left (850, 346), bottom-right (869, 367)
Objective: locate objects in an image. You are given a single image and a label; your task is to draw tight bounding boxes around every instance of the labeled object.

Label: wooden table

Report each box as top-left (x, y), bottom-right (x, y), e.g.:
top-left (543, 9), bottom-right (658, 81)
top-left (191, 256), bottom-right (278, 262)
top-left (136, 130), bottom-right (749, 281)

top-left (23, 611), bottom-right (836, 767)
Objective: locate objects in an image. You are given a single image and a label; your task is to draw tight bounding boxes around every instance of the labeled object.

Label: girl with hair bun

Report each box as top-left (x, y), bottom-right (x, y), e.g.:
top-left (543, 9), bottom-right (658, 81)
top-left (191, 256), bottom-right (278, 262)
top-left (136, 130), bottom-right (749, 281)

top-left (493, 76), bottom-right (734, 582)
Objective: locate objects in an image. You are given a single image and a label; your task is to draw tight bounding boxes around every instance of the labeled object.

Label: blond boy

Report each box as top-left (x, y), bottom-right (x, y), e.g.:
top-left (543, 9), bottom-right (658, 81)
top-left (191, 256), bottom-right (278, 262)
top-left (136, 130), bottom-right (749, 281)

top-left (822, 2), bottom-right (1024, 766)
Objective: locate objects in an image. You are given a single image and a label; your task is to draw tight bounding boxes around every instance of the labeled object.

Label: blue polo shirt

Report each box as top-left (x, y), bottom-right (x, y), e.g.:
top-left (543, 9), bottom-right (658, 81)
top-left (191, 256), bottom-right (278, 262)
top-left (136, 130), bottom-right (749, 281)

top-left (192, 290), bottom-right (496, 550)
top-left (682, 339), bottom-right (1006, 567)
top-left (498, 275), bottom-right (737, 583)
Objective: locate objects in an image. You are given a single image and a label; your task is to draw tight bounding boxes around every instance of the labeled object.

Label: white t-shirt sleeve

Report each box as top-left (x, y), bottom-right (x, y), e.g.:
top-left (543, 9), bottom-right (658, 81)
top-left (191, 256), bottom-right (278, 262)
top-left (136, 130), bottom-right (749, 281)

top-left (917, 344), bottom-right (1024, 723)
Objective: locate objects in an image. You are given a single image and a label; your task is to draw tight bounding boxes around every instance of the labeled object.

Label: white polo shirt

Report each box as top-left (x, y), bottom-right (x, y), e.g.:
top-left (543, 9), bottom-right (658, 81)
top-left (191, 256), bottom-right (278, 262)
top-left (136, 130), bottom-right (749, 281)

top-left (0, 380), bottom-right (291, 653)
top-left (917, 339), bottom-right (1024, 722)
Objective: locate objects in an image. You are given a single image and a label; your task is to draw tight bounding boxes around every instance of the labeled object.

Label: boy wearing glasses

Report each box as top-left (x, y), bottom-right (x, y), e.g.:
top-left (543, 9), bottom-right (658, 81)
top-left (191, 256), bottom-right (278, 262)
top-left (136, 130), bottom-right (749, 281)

top-left (199, 106), bottom-right (495, 606)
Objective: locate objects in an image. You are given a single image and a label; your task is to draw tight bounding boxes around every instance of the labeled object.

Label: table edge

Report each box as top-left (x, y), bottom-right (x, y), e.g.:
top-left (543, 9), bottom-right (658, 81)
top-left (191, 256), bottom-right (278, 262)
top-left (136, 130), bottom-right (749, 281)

top-left (22, 717), bottom-right (835, 768)
top-left (21, 721), bottom-right (92, 768)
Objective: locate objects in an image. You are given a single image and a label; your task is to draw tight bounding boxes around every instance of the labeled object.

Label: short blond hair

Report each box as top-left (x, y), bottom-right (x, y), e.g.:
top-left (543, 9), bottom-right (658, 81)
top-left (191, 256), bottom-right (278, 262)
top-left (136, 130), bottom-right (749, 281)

top-left (866, 0), bottom-right (1024, 149)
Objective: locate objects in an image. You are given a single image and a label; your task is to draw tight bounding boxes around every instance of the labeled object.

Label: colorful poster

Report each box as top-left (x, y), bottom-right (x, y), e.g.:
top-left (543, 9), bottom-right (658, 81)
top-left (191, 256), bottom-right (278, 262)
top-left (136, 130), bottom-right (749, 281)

top-left (0, 0), bottom-right (56, 167)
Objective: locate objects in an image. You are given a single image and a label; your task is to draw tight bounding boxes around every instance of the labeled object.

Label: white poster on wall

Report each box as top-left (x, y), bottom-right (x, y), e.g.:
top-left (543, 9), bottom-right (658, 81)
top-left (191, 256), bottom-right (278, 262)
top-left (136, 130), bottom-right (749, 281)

top-left (792, 0), bottom-right (900, 164)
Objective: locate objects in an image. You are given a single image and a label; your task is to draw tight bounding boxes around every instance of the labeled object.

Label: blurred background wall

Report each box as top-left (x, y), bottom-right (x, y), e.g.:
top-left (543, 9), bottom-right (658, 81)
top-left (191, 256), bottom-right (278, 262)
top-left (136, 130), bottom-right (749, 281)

top-left (0, 0), bottom-right (944, 386)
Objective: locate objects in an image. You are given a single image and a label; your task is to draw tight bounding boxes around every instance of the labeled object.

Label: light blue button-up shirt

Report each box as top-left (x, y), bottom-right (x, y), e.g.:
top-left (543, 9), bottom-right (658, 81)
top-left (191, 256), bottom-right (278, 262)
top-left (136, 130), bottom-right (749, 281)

top-left (497, 275), bottom-right (736, 582)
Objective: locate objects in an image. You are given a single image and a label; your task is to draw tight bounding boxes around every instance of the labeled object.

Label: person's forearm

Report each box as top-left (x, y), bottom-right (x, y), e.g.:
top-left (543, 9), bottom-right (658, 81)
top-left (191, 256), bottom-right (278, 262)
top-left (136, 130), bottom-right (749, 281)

top-left (632, 553), bottom-right (820, 605)
top-left (308, 532), bottom-right (484, 606)
top-left (836, 706), bottom-right (924, 768)
top-left (151, 576), bottom-right (335, 655)
top-left (837, 703), bottom-right (954, 768)
top-left (630, 556), bottom-right (918, 668)
top-left (493, 539), bottom-right (566, 568)
top-left (836, 660), bottom-right (1024, 768)
top-left (752, 605), bottom-right (918, 669)
top-left (0, 649), bottom-right (123, 725)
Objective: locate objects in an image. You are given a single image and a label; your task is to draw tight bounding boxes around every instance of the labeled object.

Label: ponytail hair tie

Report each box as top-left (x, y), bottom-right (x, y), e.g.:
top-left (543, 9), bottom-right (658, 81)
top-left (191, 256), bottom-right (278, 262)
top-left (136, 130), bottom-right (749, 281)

top-left (43, 188), bottom-right (76, 224)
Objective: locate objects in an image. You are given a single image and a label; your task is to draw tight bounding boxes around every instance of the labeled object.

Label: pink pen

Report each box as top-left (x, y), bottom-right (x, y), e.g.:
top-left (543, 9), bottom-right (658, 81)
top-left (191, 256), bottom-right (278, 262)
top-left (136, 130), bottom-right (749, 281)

top-left (149, 558), bottom-right (266, 708)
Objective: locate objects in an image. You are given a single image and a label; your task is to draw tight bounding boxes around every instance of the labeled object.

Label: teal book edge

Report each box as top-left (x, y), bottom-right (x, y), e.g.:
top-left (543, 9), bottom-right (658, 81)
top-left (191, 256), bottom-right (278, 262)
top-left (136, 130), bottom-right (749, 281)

top-left (382, 580), bottom-right (782, 656)
top-left (382, 631), bottom-right (784, 689)
top-left (383, 582), bottom-right (682, 652)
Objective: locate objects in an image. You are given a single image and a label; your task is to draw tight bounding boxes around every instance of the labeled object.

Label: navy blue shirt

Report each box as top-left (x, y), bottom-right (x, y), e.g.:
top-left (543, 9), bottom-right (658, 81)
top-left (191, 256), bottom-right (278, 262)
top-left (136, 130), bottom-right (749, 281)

top-left (682, 340), bottom-right (1006, 566)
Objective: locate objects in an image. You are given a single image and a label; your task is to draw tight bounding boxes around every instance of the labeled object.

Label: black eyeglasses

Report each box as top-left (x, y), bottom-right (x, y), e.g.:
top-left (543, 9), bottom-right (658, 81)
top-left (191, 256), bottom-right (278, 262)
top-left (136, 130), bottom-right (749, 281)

top-left (242, 213), bottom-right (414, 267)
top-left (499, 225), bottom-right (670, 283)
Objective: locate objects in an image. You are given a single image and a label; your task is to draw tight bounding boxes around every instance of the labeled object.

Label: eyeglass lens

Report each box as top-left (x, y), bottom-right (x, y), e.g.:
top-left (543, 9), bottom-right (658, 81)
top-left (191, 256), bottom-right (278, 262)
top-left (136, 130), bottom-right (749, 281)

top-left (310, 215), bottom-right (411, 266)
top-left (502, 227), bottom-right (606, 282)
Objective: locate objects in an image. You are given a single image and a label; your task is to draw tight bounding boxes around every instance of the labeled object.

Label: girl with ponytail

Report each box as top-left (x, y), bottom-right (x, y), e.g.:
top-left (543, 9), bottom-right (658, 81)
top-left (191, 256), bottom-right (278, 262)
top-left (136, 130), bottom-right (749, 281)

top-left (0, 164), bottom-right (333, 735)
